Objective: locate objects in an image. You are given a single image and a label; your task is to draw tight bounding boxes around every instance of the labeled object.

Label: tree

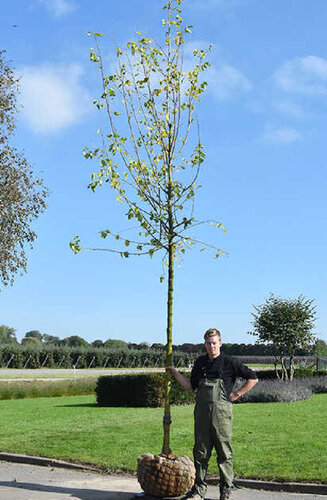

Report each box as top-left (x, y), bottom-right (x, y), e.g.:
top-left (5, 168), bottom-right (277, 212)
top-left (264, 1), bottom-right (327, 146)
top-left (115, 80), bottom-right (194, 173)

top-left (250, 294), bottom-right (317, 380)
top-left (62, 335), bottom-right (89, 347)
top-left (0, 324), bottom-right (18, 344)
top-left (21, 336), bottom-right (42, 346)
top-left (71, 0), bottom-right (224, 456)
top-left (91, 339), bottom-right (104, 348)
top-left (0, 50), bottom-right (48, 288)
top-left (43, 334), bottom-right (61, 345)
top-left (25, 330), bottom-right (43, 342)
top-left (104, 338), bottom-right (128, 349)
top-left (314, 339), bottom-right (327, 357)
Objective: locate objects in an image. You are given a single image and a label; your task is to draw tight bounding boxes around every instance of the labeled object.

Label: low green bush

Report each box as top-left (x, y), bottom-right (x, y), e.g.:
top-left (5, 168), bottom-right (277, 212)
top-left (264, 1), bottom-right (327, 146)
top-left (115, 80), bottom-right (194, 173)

top-left (96, 372), bottom-right (195, 407)
top-left (294, 367), bottom-right (327, 378)
top-left (0, 378), bottom-right (96, 400)
top-left (236, 379), bottom-right (313, 403)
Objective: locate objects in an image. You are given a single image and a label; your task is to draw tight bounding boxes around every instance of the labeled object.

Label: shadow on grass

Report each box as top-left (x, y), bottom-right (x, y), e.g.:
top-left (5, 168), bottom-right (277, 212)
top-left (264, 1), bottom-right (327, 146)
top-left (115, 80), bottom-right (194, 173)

top-left (0, 481), bottom-right (136, 499)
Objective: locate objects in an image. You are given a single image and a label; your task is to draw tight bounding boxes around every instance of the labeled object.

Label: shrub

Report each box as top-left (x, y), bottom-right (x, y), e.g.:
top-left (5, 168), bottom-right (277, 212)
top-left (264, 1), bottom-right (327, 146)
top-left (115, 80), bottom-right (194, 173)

top-left (295, 376), bottom-right (327, 394)
top-left (235, 379), bottom-right (313, 403)
top-left (96, 372), bottom-right (195, 407)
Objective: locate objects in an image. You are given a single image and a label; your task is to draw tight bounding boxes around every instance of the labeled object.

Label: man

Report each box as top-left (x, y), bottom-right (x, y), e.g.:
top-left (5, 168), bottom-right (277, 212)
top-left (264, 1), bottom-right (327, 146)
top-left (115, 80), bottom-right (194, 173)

top-left (167, 328), bottom-right (258, 500)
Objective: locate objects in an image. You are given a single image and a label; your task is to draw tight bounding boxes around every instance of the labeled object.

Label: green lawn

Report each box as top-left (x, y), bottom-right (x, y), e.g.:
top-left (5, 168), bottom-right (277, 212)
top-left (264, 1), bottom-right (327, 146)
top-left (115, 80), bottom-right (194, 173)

top-left (0, 394), bottom-right (326, 482)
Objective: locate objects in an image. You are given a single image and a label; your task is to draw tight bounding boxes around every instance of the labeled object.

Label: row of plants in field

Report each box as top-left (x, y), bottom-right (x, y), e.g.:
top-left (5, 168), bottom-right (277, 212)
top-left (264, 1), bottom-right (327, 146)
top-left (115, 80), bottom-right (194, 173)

top-left (0, 378), bottom-right (97, 400)
top-left (1, 343), bottom-right (325, 370)
top-left (0, 344), bottom-right (195, 369)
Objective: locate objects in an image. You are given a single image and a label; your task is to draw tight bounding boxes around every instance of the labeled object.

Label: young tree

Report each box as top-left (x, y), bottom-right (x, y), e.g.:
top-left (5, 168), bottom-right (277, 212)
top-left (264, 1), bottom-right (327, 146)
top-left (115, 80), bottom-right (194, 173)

top-left (71, 0), bottom-right (225, 456)
top-left (250, 294), bottom-right (317, 380)
top-left (0, 50), bottom-right (48, 288)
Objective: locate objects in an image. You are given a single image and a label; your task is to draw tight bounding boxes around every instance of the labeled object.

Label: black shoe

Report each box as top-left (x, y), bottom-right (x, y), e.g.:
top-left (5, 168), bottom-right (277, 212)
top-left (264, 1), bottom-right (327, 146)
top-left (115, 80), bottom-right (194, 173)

top-left (220, 487), bottom-right (232, 500)
top-left (183, 490), bottom-right (204, 499)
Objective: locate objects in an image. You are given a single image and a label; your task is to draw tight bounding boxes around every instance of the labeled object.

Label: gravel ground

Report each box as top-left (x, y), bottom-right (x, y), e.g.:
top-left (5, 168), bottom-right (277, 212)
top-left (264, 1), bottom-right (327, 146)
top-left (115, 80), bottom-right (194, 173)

top-left (0, 367), bottom-right (166, 381)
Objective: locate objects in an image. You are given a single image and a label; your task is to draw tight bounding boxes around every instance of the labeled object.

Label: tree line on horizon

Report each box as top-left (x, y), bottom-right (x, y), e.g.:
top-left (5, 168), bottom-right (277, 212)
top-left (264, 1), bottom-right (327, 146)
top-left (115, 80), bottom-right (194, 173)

top-left (1, 324), bottom-right (326, 357)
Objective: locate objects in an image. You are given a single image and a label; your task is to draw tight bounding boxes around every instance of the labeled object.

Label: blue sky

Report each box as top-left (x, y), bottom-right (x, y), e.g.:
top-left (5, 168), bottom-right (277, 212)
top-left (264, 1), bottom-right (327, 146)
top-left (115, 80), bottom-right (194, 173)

top-left (1, 0), bottom-right (326, 345)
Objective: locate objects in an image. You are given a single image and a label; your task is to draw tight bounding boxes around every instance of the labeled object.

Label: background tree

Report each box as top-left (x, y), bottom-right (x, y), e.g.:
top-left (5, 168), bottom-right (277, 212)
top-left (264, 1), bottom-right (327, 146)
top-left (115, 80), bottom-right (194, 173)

top-left (21, 336), bottom-right (42, 346)
top-left (43, 334), bottom-right (61, 346)
top-left (91, 339), bottom-right (104, 348)
top-left (0, 324), bottom-right (18, 345)
top-left (104, 338), bottom-right (128, 349)
top-left (0, 50), bottom-right (48, 288)
top-left (62, 335), bottom-right (89, 348)
top-left (250, 294), bottom-right (317, 380)
top-left (314, 339), bottom-right (327, 357)
top-left (71, 0), bottom-right (224, 456)
top-left (24, 330), bottom-right (43, 342)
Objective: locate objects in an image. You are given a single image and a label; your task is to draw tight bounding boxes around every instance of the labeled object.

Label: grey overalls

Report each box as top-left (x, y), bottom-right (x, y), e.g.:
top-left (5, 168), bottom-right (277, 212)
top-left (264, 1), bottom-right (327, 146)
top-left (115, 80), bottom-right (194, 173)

top-left (193, 376), bottom-right (234, 497)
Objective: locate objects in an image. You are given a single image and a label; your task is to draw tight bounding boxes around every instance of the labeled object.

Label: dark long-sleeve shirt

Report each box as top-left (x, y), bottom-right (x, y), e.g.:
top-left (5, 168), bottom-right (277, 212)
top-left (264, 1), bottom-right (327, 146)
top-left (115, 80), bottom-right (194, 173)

top-left (190, 352), bottom-right (258, 397)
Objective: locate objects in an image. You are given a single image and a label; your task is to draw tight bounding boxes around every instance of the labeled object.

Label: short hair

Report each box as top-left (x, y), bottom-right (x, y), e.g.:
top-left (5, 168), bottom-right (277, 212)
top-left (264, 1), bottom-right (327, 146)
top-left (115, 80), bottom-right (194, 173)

top-left (204, 328), bottom-right (221, 341)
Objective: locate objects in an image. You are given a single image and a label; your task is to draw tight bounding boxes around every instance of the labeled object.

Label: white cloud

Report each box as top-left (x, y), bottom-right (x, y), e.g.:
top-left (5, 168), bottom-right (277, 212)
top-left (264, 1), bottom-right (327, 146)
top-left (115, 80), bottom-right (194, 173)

top-left (263, 126), bottom-right (302, 144)
top-left (208, 64), bottom-right (251, 100)
top-left (39, 0), bottom-right (76, 18)
top-left (274, 100), bottom-right (305, 119)
top-left (274, 56), bottom-right (327, 95)
top-left (19, 63), bottom-right (92, 134)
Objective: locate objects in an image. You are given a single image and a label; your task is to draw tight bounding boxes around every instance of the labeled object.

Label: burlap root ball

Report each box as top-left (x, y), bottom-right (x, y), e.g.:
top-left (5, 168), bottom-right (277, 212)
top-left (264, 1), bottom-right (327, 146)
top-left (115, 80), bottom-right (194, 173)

top-left (137, 452), bottom-right (195, 498)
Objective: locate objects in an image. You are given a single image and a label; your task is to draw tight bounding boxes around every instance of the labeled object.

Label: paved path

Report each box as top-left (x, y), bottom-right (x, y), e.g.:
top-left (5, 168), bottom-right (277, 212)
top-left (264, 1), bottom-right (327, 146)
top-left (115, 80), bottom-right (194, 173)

top-left (0, 462), bottom-right (326, 500)
top-left (0, 368), bottom-right (166, 381)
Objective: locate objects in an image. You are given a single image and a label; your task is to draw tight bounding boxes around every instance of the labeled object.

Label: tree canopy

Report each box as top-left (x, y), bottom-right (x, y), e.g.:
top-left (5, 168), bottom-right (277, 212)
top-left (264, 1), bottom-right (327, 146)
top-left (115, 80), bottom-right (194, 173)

top-left (0, 50), bottom-right (48, 288)
top-left (0, 324), bottom-right (18, 344)
top-left (25, 330), bottom-right (43, 341)
top-left (250, 294), bottom-right (317, 380)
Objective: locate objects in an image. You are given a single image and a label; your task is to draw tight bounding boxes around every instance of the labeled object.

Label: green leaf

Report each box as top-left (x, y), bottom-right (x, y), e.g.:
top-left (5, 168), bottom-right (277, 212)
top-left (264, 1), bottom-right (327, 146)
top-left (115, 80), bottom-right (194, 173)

top-left (69, 236), bottom-right (81, 255)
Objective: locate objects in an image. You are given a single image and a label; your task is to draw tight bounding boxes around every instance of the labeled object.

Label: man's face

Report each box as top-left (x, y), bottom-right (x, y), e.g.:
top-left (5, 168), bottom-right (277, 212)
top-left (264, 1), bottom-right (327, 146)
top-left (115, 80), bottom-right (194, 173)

top-left (205, 335), bottom-right (222, 359)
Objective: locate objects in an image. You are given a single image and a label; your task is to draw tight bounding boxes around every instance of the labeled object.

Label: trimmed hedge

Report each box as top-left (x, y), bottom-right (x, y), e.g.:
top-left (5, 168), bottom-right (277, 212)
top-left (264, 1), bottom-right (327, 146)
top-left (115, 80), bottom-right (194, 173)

top-left (96, 372), bottom-right (195, 407)
top-left (254, 368), bottom-right (327, 380)
top-left (96, 372), bottom-right (327, 407)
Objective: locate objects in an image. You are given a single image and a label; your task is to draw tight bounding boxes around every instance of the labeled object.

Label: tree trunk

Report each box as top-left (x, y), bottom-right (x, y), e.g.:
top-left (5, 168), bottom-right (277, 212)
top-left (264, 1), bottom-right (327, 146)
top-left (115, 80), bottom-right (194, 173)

top-left (280, 356), bottom-right (288, 380)
top-left (289, 353), bottom-right (294, 381)
top-left (162, 240), bottom-right (174, 456)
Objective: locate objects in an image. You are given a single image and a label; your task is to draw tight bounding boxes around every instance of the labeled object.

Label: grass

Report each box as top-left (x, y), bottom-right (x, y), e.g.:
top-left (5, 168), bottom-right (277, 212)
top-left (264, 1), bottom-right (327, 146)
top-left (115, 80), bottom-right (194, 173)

top-left (0, 393), bottom-right (326, 483)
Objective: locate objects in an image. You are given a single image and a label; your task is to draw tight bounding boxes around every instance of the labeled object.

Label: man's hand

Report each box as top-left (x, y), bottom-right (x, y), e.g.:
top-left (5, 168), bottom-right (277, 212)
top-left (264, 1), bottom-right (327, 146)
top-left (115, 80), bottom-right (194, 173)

top-left (229, 391), bottom-right (241, 402)
top-left (229, 378), bottom-right (258, 402)
top-left (166, 366), bottom-right (177, 375)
